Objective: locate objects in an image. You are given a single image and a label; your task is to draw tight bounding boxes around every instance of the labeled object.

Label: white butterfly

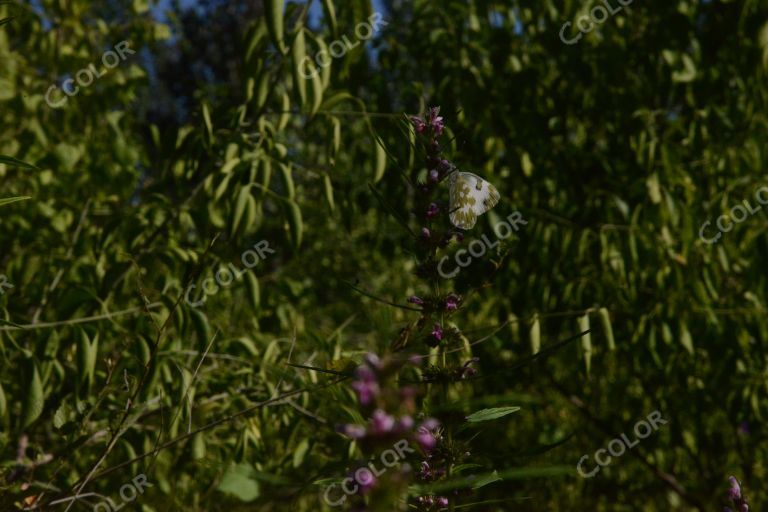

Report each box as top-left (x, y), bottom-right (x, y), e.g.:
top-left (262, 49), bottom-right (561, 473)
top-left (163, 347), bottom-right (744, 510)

top-left (448, 171), bottom-right (500, 229)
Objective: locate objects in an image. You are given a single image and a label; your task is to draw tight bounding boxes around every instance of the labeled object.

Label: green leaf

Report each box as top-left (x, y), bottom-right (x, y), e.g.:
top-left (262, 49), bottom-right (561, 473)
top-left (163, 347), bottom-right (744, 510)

top-left (466, 406), bottom-right (520, 423)
top-left (76, 329), bottom-right (98, 391)
top-left (0, 155), bottom-right (37, 169)
top-left (265, 0), bottom-right (285, 53)
top-left (230, 185), bottom-right (252, 237)
top-left (292, 438), bottom-right (309, 468)
top-left (323, 173), bottom-right (335, 212)
top-left (217, 463), bottom-right (261, 502)
top-left (680, 322), bottom-right (694, 355)
top-left (0, 382), bottom-right (6, 419)
top-left (244, 269), bottom-right (260, 311)
top-left (578, 314), bottom-right (591, 375)
top-left (286, 200), bottom-right (303, 249)
top-left (202, 102), bottom-right (214, 145)
top-left (598, 308), bottom-right (615, 350)
top-left (21, 361), bottom-right (44, 428)
top-left (0, 196), bottom-right (31, 207)
top-left (471, 470), bottom-right (502, 490)
top-left (373, 137), bottom-right (387, 183)
top-left (321, 0), bottom-right (338, 37)
top-left (291, 28), bottom-right (307, 106)
top-left (529, 314), bottom-right (540, 355)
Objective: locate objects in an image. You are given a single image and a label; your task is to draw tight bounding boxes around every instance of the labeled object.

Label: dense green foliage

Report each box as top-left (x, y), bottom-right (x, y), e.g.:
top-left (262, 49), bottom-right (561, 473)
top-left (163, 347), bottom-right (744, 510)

top-left (1, 0), bottom-right (767, 510)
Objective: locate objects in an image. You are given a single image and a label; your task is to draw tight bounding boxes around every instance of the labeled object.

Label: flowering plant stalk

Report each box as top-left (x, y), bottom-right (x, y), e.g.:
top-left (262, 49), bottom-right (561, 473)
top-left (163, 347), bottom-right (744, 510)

top-left (335, 108), bottom-right (492, 511)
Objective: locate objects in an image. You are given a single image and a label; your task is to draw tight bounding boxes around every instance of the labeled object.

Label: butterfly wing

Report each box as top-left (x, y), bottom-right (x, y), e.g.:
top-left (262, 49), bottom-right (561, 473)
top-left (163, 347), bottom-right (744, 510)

top-left (449, 172), bottom-right (500, 229)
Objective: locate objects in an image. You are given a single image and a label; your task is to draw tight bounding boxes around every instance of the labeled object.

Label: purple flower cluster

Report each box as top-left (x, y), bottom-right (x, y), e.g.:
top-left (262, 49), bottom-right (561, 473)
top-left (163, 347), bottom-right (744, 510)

top-left (417, 495), bottom-right (449, 510)
top-left (410, 107), bottom-right (444, 137)
top-left (725, 476), bottom-right (749, 512)
top-left (338, 353), bottom-right (440, 453)
top-left (406, 293), bottom-right (462, 314)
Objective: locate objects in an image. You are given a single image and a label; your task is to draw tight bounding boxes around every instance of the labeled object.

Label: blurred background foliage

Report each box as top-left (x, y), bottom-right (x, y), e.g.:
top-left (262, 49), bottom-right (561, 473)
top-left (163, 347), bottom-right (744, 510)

top-left (0, 0), bottom-right (767, 510)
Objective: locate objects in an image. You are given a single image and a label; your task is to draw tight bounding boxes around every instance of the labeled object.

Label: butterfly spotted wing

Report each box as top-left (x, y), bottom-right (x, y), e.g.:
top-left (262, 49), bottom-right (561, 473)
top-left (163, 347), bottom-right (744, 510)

top-left (448, 171), bottom-right (500, 229)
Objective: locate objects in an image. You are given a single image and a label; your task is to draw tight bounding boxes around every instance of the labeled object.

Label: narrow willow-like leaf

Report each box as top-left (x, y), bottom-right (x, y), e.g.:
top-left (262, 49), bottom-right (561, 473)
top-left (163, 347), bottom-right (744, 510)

top-left (264, 0), bottom-right (285, 53)
top-left (0, 155), bottom-right (37, 169)
top-left (529, 314), bottom-right (540, 355)
top-left (578, 314), bottom-right (591, 375)
top-left (286, 201), bottom-right (303, 249)
top-left (291, 28), bottom-right (307, 106)
top-left (21, 361), bottom-right (44, 428)
top-left (321, 0), bottom-right (337, 37)
top-left (0, 196), bottom-right (31, 207)
top-left (279, 163), bottom-right (295, 199)
top-left (373, 137), bottom-right (387, 183)
top-left (323, 173), bottom-right (335, 212)
top-left (309, 68), bottom-right (324, 116)
top-left (680, 322), bottom-right (694, 354)
top-left (231, 185), bottom-right (252, 237)
top-left (598, 307), bottom-right (615, 350)
top-left (202, 102), bottom-right (214, 145)
top-left (465, 406), bottom-right (520, 422)
top-left (0, 381), bottom-right (6, 419)
top-left (245, 270), bottom-right (260, 311)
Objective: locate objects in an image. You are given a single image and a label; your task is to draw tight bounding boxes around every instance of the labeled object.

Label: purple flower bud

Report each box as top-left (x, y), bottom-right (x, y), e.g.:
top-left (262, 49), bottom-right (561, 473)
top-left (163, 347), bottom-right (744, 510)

top-left (728, 477), bottom-right (742, 500)
top-left (419, 496), bottom-right (435, 506)
top-left (427, 107), bottom-right (444, 136)
top-left (363, 352), bottom-right (382, 369)
top-left (415, 418), bottom-right (440, 453)
top-left (370, 409), bottom-right (396, 434)
top-left (354, 467), bottom-right (377, 492)
top-left (426, 203), bottom-right (440, 218)
top-left (418, 461), bottom-right (431, 480)
top-left (437, 496), bottom-right (449, 507)
top-left (337, 423), bottom-right (366, 439)
top-left (431, 323), bottom-right (443, 342)
top-left (428, 169), bottom-right (439, 182)
top-left (421, 227), bottom-right (431, 240)
top-left (407, 295), bottom-right (424, 305)
top-left (351, 366), bottom-right (379, 406)
top-left (409, 115), bottom-right (426, 134)
top-left (396, 415), bottom-right (415, 432)
top-left (420, 418), bottom-right (440, 431)
top-left (444, 293), bottom-right (459, 311)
